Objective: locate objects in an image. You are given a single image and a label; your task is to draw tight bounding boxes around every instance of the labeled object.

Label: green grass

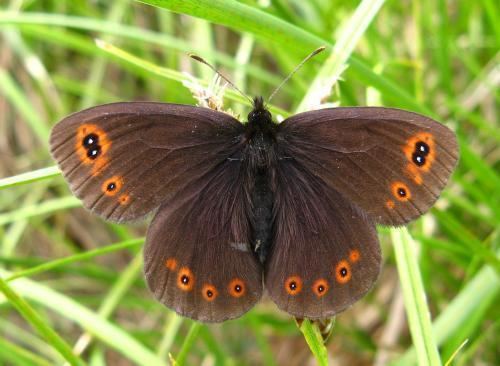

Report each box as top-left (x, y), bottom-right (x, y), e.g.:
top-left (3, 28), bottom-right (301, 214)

top-left (0, 0), bottom-right (498, 365)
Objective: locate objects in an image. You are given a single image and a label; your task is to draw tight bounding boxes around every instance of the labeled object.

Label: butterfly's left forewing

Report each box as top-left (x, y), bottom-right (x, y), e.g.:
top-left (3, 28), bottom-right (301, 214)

top-left (277, 107), bottom-right (458, 226)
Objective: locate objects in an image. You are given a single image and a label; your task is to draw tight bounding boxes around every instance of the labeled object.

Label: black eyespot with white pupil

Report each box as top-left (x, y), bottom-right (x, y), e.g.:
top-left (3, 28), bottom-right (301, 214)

top-left (289, 281), bottom-right (297, 290)
top-left (412, 153), bottom-right (426, 166)
top-left (415, 141), bottom-right (430, 155)
top-left (181, 275), bottom-right (189, 284)
top-left (206, 290), bottom-right (213, 297)
top-left (87, 146), bottom-right (101, 159)
top-left (234, 284), bottom-right (242, 292)
top-left (340, 268), bottom-right (348, 277)
top-left (107, 182), bottom-right (116, 191)
top-left (317, 285), bottom-right (325, 293)
top-left (412, 141), bottom-right (430, 166)
top-left (82, 133), bottom-right (99, 147)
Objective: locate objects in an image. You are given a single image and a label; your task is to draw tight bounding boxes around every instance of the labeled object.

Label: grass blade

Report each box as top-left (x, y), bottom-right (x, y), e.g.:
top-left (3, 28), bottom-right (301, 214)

top-left (0, 196), bottom-right (81, 226)
top-left (0, 337), bottom-right (54, 366)
top-left (391, 228), bottom-right (441, 365)
top-left (0, 276), bottom-right (86, 366)
top-left (297, 0), bottom-right (386, 111)
top-left (137, 0), bottom-right (433, 114)
top-left (0, 269), bottom-right (166, 366)
top-left (0, 166), bottom-right (60, 190)
top-left (391, 249), bottom-right (500, 365)
top-left (157, 313), bottom-right (184, 358)
top-left (94, 39), bottom-right (288, 116)
top-left (174, 322), bottom-right (202, 366)
top-left (298, 320), bottom-right (329, 366)
top-left (6, 238), bottom-right (143, 282)
top-left (0, 11), bottom-right (283, 87)
top-left (0, 69), bottom-right (50, 145)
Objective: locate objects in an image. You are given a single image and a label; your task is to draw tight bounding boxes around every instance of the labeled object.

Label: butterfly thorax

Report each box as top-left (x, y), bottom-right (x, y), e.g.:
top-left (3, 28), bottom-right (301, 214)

top-left (247, 96), bottom-right (273, 130)
top-left (245, 96), bottom-right (277, 168)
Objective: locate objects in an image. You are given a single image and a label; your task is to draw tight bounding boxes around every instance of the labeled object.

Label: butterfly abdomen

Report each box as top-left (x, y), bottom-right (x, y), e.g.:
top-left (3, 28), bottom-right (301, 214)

top-left (250, 168), bottom-right (274, 263)
top-left (244, 138), bottom-right (277, 264)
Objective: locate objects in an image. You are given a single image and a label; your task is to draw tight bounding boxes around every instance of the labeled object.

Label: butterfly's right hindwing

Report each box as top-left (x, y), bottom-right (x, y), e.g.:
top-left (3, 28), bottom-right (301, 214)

top-left (144, 159), bottom-right (263, 322)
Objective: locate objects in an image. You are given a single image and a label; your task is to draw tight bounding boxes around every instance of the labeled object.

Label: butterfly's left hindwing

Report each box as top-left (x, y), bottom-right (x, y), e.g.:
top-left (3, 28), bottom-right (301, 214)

top-left (50, 102), bottom-right (244, 222)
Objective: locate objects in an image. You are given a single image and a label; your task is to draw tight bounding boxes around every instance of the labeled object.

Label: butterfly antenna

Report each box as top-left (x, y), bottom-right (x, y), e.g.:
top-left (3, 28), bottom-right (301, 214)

top-left (267, 46), bottom-right (326, 104)
top-left (189, 54), bottom-right (254, 105)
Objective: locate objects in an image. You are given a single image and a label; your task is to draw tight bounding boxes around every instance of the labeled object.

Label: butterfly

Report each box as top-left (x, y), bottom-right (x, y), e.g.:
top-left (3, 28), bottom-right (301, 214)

top-left (49, 96), bottom-right (458, 322)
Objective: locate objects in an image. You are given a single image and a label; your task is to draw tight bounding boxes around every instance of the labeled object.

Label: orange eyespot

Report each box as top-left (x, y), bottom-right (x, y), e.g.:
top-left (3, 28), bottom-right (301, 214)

top-left (335, 260), bottom-right (351, 284)
top-left (202, 284), bottom-right (218, 302)
top-left (119, 194), bottom-right (130, 205)
top-left (349, 249), bottom-right (360, 263)
top-left (391, 181), bottom-right (412, 202)
top-left (164, 258), bottom-right (177, 271)
top-left (284, 275), bottom-right (303, 295)
top-left (75, 124), bottom-right (111, 176)
top-left (177, 267), bottom-right (194, 291)
top-left (102, 176), bottom-right (123, 196)
top-left (386, 199), bottom-right (395, 209)
top-left (228, 278), bottom-right (246, 298)
top-left (312, 278), bottom-right (329, 297)
top-left (402, 132), bottom-right (435, 173)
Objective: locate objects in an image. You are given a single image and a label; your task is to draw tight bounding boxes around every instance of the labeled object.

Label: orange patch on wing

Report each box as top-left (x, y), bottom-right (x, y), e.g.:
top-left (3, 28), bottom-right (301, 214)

top-left (177, 267), bottom-right (194, 291)
top-left (164, 258), bottom-right (177, 271)
top-left (91, 157), bottom-right (110, 177)
top-left (312, 278), bottom-right (329, 297)
top-left (391, 181), bottom-right (412, 202)
top-left (228, 278), bottom-right (246, 298)
top-left (101, 176), bottom-right (123, 196)
top-left (284, 275), bottom-right (303, 296)
top-left (402, 132), bottom-right (436, 173)
top-left (75, 124), bottom-right (111, 176)
top-left (386, 199), bottom-right (395, 209)
top-left (405, 163), bottom-right (423, 185)
top-left (202, 284), bottom-right (218, 302)
top-left (119, 194), bottom-right (130, 205)
top-left (335, 260), bottom-right (352, 284)
top-left (349, 249), bottom-right (360, 263)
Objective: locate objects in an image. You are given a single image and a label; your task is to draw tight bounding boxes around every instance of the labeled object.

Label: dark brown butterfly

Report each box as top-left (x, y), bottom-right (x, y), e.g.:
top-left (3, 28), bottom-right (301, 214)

top-left (49, 97), bottom-right (458, 322)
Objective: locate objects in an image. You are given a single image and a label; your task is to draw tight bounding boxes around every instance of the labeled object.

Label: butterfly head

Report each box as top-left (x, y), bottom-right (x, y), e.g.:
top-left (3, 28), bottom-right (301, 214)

top-left (248, 96), bottom-right (272, 127)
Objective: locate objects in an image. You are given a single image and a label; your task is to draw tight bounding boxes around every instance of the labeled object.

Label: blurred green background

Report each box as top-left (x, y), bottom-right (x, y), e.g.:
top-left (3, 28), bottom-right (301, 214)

top-left (0, 0), bottom-right (498, 365)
